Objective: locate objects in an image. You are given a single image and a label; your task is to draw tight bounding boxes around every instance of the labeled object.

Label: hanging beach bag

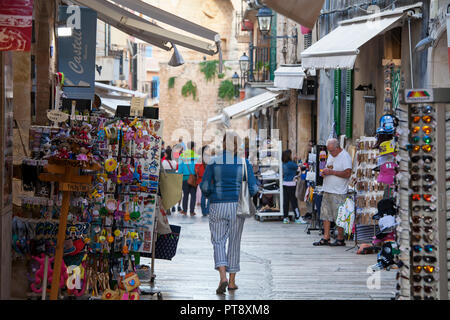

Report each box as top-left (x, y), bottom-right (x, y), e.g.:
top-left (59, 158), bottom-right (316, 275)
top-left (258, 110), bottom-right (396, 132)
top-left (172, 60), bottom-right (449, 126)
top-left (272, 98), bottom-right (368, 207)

top-left (336, 197), bottom-right (355, 239)
top-left (237, 158), bottom-right (256, 218)
top-left (159, 164), bottom-right (183, 211)
top-left (154, 224), bottom-right (181, 260)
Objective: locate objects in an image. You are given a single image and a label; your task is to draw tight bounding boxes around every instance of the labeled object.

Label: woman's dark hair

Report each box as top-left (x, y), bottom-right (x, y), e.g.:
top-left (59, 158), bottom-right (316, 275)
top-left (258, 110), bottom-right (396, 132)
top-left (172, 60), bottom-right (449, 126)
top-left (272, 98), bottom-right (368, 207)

top-left (201, 145), bottom-right (209, 163)
top-left (282, 150), bottom-right (292, 163)
top-left (165, 146), bottom-right (173, 161)
top-left (189, 141), bottom-right (195, 150)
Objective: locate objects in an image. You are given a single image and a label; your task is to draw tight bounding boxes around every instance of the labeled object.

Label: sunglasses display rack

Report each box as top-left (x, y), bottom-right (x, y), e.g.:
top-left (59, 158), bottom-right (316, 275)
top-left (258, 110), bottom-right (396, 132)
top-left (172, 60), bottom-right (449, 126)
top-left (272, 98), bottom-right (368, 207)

top-left (397, 88), bottom-right (450, 300)
top-left (352, 137), bottom-right (385, 225)
top-left (13, 111), bottom-right (166, 300)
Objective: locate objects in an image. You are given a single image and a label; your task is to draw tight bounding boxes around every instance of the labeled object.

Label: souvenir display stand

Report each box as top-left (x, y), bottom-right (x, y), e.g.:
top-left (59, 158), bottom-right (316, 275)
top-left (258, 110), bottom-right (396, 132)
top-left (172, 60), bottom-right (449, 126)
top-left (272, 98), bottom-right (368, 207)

top-left (12, 107), bottom-right (165, 300)
top-left (394, 88), bottom-right (449, 300)
top-left (304, 146), bottom-right (325, 235)
top-left (254, 140), bottom-right (293, 221)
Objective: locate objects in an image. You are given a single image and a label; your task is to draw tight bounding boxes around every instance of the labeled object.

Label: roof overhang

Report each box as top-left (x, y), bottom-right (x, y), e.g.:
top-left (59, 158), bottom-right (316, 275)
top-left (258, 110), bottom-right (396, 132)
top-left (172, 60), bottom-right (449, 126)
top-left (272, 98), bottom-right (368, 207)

top-left (71, 0), bottom-right (220, 55)
top-left (301, 2), bottom-right (423, 69)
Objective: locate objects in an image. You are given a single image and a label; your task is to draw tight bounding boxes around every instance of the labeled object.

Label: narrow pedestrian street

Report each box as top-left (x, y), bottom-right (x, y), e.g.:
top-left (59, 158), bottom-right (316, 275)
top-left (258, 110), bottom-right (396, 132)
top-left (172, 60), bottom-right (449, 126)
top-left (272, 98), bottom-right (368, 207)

top-left (141, 211), bottom-right (396, 300)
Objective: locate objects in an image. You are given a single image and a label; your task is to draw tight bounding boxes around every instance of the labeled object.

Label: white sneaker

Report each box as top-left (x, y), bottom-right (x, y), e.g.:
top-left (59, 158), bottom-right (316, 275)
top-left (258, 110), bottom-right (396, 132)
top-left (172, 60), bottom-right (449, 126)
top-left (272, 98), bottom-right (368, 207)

top-left (295, 217), bottom-right (307, 224)
top-left (283, 218), bottom-right (290, 224)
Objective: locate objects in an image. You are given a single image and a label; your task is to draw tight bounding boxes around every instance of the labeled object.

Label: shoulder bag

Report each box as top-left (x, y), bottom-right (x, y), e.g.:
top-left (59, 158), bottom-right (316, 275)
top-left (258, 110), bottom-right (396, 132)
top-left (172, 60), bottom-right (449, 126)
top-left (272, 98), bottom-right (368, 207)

top-left (186, 161), bottom-right (197, 187)
top-left (236, 158), bottom-right (256, 218)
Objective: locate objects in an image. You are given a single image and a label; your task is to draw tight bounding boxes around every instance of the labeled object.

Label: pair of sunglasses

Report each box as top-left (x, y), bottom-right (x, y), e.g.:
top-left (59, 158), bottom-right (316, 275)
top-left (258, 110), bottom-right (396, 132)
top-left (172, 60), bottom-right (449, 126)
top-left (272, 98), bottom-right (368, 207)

top-left (411, 165), bottom-right (433, 173)
top-left (412, 205), bottom-right (436, 212)
top-left (411, 105), bottom-right (435, 114)
top-left (413, 265), bottom-right (436, 274)
top-left (413, 244), bottom-right (435, 253)
top-left (411, 194), bottom-right (435, 202)
top-left (413, 295), bottom-right (436, 300)
top-left (410, 185), bottom-right (433, 192)
top-left (413, 274), bottom-right (435, 283)
top-left (412, 216), bottom-right (434, 224)
top-left (413, 285), bottom-right (434, 294)
top-left (412, 116), bottom-right (433, 123)
top-left (411, 174), bottom-right (435, 182)
top-left (412, 226), bottom-right (434, 233)
top-left (412, 234), bottom-right (435, 243)
top-left (411, 155), bottom-right (434, 163)
top-left (411, 136), bottom-right (432, 144)
top-left (413, 256), bottom-right (437, 263)
top-left (411, 145), bottom-right (433, 153)
top-left (411, 125), bottom-right (432, 134)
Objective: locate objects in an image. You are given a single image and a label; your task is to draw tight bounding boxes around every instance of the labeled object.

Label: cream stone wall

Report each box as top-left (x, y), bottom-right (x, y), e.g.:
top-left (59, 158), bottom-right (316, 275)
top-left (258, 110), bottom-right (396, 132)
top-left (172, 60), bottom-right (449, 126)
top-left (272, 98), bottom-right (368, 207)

top-left (159, 61), bottom-right (249, 148)
top-left (142, 0), bottom-right (249, 147)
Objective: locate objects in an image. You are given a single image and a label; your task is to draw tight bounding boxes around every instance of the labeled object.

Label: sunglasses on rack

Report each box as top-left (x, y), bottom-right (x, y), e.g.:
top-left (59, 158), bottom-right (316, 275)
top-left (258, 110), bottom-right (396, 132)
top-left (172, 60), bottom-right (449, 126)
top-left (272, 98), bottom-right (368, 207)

top-left (413, 256), bottom-right (437, 263)
top-left (413, 275), bottom-right (435, 283)
top-left (413, 285), bottom-right (434, 294)
top-left (411, 145), bottom-right (433, 153)
top-left (411, 174), bottom-right (435, 182)
top-left (413, 265), bottom-right (436, 274)
top-left (411, 194), bottom-right (435, 202)
top-left (412, 205), bottom-right (436, 212)
top-left (410, 185), bottom-right (433, 192)
top-left (411, 155), bottom-right (434, 163)
top-left (411, 234), bottom-right (435, 243)
top-left (411, 165), bottom-right (433, 173)
top-left (411, 105), bottom-right (435, 114)
top-left (411, 126), bottom-right (433, 134)
top-left (412, 226), bottom-right (434, 233)
top-left (412, 216), bottom-right (434, 224)
top-left (411, 136), bottom-right (433, 144)
top-left (412, 116), bottom-right (433, 124)
top-left (413, 245), bottom-right (435, 253)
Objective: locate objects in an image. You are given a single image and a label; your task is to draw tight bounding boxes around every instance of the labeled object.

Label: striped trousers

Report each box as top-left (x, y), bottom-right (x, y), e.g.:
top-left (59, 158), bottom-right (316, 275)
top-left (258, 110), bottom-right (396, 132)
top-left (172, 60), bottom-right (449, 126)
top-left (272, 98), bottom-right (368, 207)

top-left (208, 202), bottom-right (245, 273)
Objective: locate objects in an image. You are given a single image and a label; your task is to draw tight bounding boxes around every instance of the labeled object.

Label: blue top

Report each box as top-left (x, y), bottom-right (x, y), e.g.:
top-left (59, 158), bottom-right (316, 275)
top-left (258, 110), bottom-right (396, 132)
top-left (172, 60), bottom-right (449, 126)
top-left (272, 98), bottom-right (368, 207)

top-left (177, 149), bottom-right (199, 181)
top-left (200, 151), bottom-right (258, 203)
top-left (283, 161), bottom-right (299, 182)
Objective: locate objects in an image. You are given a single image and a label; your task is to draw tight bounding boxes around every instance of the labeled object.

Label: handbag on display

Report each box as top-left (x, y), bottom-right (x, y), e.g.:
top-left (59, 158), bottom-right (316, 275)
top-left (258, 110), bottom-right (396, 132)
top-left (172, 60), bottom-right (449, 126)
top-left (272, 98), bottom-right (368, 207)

top-left (154, 224), bottom-right (181, 260)
top-left (159, 166), bottom-right (183, 210)
top-left (237, 158), bottom-right (257, 218)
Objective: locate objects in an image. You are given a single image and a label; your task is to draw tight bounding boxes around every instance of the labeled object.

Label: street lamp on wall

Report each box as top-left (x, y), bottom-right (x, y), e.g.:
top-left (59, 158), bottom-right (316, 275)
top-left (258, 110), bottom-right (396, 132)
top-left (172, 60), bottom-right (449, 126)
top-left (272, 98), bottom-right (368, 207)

top-left (256, 6), bottom-right (273, 34)
top-left (232, 72), bottom-right (240, 97)
top-left (239, 52), bottom-right (250, 87)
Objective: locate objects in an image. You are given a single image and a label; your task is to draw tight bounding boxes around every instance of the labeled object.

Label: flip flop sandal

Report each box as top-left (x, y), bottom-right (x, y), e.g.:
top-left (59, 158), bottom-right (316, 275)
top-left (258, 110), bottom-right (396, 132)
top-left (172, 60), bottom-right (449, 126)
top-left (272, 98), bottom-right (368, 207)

top-left (216, 281), bottom-right (228, 294)
top-left (313, 238), bottom-right (330, 246)
top-left (329, 239), bottom-right (346, 246)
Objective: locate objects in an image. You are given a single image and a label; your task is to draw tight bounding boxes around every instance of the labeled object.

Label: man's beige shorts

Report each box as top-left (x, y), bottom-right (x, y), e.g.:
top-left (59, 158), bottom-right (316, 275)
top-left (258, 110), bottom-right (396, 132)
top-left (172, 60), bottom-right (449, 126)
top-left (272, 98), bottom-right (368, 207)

top-left (320, 192), bottom-right (348, 222)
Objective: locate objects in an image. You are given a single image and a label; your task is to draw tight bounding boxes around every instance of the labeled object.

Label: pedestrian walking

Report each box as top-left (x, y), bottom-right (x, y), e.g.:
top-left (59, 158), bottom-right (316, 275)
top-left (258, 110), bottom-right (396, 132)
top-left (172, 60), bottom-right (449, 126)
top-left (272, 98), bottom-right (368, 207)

top-left (161, 146), bottom-right (178, 215)
top-left (282, 150), bottom-right (306, 224)
top-left (196, 145), bottom-right (211, 216)
top-left (313, 138), bottom-right (353, 246)
top-left (178, 141), bottom-right (199, 216)
top-left (200, 132), bottom-right (258, 294)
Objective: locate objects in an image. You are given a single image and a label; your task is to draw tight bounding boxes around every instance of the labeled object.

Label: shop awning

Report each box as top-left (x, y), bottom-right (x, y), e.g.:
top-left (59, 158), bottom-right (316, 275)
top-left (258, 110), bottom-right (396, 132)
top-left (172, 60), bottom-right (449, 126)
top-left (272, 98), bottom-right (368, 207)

top-left (207, 91), bottom-right (282, 124)
top-left (263, 0), bottom-right (325, 29)
top-left (274, 65), bottom-right (306, 89)
top-left (95, 82), bottom-right (147, 98)
top-left (301, 2), bottom-right (423, 69)
top-left (71, 0), bottom-right (220, 55)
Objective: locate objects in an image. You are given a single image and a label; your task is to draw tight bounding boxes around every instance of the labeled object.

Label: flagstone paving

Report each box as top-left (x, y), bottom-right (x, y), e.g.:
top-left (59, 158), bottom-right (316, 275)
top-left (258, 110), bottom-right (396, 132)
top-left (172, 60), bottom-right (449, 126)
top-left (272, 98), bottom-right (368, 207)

top-left (140, 209), bottom-right (396, 300)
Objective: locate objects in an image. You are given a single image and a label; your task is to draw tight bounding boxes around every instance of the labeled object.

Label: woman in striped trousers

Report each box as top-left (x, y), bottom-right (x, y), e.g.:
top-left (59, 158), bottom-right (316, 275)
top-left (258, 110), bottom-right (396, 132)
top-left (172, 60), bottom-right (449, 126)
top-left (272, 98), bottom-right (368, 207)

top-left (200, 132), bottom-right (258, 294)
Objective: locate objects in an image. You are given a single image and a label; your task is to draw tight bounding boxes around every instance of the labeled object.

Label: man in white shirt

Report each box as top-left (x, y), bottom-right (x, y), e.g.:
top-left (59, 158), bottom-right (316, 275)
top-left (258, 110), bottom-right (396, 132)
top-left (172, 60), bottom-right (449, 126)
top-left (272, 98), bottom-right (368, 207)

top-left (313, 138), bottom-right (353, 247)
